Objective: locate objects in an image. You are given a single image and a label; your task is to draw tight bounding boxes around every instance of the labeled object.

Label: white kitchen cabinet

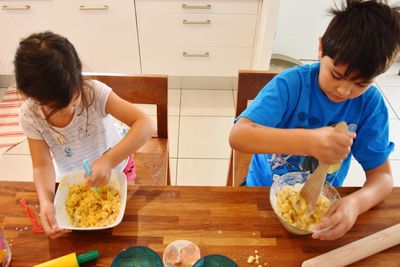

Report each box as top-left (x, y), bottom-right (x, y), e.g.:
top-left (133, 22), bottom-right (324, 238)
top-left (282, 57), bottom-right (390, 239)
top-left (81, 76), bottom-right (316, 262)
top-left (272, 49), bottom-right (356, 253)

top-left (0, 1), bottom-right (58, 74)
top-left (0, 0), bottom-right (141, 75)
top-left (136, 0), bottom-right (261, 76)
top-left (55, 0), bottom-right (141, 74)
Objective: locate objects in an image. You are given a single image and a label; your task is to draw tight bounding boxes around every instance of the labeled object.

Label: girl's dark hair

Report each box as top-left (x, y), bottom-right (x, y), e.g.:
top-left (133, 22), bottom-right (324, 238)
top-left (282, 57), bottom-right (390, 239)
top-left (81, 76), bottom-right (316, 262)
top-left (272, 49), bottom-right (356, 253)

top-left (14, 31), bottom-right (93, 118)
top-left (321, 0), bottom-right (400, 81)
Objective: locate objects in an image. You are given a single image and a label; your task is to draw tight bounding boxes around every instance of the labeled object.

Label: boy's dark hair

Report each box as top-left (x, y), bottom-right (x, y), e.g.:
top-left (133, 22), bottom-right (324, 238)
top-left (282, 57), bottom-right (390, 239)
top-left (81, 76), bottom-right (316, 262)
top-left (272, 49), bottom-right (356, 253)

top-left (14, 31), bottom-right (92, 118)
top-left (321, 0), bottom-right (400, 81)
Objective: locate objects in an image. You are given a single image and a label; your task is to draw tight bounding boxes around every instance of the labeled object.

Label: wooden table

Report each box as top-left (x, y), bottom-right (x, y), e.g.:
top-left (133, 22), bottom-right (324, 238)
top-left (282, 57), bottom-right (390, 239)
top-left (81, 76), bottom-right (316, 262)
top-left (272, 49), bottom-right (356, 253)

top-left (1, 182), bottom-right (399, 266)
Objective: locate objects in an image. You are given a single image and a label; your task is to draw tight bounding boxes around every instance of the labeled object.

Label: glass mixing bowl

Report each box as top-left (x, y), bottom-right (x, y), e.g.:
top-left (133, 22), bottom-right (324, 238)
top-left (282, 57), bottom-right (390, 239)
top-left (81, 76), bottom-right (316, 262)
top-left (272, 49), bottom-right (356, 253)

top-left (270, 171), bottom-right (341, 235)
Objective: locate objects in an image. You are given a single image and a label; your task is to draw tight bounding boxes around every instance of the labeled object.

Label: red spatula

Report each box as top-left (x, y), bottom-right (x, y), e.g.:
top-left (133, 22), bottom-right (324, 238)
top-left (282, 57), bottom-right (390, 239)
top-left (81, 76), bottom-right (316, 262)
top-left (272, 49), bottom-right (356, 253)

top-left (19, 198), bottom-right (44, 234)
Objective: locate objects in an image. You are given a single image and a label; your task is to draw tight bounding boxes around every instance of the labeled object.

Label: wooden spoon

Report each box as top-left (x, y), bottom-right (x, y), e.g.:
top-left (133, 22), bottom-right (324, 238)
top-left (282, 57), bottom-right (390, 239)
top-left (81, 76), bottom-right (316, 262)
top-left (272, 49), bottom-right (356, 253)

top-left (300, 122), bottom-right (348, 212)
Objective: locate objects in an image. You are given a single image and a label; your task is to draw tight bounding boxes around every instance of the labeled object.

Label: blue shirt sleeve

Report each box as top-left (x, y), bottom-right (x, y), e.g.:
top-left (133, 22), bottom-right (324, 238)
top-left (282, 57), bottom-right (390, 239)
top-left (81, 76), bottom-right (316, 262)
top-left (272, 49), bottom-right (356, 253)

top-left (351, 88), bottom-right (394, 171)
top-left (236, 73), bottom-right (298, 127)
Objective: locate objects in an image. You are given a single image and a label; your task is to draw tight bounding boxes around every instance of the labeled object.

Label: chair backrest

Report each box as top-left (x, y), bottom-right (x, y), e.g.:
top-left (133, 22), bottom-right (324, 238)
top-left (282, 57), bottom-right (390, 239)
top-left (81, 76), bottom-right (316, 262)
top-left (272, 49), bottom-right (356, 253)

top-left (84, 74), bottom-right (168, 138)
top-left (84, 74), bottom-right (170, 185)
top-left (227, 70), bottom-right (278, 186)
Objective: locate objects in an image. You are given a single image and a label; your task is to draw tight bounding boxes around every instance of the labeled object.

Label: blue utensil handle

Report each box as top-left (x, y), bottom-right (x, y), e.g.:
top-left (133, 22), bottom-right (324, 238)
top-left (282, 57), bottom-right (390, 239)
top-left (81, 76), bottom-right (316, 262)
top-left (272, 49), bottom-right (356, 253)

top-left (83, 159), bottom-right (92, 176)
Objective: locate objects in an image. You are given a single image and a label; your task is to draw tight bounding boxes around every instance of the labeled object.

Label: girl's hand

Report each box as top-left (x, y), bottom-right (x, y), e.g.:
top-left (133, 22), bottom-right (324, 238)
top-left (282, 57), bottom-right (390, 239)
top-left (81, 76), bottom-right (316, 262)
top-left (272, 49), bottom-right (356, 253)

top-left (85, 156), bottom-right (113, 186)
top-left (311, 196), bottom-right (359, 240)
top-left (310, 127), bottom-right (356, 164)
top-left (40, 201), bottom-right (70, 238)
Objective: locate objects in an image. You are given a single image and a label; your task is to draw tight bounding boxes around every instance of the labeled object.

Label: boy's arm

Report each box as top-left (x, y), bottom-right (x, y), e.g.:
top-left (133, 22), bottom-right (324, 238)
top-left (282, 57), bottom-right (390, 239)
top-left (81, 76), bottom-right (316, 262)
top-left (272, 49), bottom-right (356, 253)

top-left (352, 160), bottom-right (393, 214)
top-left (313, 160), bottom-right (393, 240)
top-left (229, 117), bottom-right (355, 164)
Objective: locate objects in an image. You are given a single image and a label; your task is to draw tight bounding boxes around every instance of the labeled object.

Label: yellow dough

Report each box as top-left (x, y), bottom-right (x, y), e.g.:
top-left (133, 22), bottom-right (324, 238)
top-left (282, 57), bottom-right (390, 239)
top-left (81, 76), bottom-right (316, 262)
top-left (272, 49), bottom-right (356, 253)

top-left (65, 183), bottom-right (120, 227)
top-left (276, 185), bottom-right (330, 231)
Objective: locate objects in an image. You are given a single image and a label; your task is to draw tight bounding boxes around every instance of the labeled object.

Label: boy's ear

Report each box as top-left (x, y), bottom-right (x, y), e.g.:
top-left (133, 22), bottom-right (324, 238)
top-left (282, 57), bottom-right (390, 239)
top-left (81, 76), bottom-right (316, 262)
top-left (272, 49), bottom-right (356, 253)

top-left (318, 38), bottom-right (323, 60)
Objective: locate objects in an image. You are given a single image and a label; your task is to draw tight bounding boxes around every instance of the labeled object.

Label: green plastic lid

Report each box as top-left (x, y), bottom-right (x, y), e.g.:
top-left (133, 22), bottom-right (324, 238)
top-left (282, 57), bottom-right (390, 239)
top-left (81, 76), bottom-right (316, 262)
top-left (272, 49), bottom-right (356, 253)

top-left (77, 250), bottom-right (99, 265)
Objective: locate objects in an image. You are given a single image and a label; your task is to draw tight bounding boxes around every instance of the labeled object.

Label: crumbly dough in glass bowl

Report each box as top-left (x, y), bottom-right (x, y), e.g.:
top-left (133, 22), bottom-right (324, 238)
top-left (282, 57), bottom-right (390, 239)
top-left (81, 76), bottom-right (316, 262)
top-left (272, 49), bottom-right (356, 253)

top-left (65, 183), bottom-right (120, 227)
top-left (276, 184), bottom-right (330, 231)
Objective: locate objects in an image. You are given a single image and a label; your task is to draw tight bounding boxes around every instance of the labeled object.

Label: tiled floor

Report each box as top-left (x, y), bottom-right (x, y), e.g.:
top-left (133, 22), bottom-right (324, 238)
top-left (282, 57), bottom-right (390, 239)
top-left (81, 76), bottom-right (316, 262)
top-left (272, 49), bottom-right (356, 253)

top-left (1, 63), bottom-right (399, 187)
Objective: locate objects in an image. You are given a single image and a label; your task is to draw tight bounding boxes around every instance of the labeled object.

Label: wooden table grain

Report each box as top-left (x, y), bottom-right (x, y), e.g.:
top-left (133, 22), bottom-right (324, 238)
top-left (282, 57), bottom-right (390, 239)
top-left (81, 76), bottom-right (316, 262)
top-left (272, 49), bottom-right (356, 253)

top-left (0, 182), bottom-right (399, 266)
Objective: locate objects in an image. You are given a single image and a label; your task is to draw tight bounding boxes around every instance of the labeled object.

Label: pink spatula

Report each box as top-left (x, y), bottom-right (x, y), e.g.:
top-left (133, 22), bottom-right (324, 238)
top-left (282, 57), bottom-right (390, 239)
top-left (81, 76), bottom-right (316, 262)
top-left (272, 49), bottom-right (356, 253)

top-left (19, 198), bottom-right (44, 234)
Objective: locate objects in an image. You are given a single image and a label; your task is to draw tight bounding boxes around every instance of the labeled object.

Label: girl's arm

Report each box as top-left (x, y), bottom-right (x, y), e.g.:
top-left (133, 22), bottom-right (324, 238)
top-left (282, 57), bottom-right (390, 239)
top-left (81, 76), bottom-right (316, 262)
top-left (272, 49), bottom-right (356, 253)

top-left (313, 160), bottom-right (393, 240)
top-left (86, 91), bottom-right (155, 186)
top-left (27, 138), bottom-right (69, 238)
top-left (103, 91), bottom-right (155, 167)
top-left (229, 117), bottom-right (355, 164)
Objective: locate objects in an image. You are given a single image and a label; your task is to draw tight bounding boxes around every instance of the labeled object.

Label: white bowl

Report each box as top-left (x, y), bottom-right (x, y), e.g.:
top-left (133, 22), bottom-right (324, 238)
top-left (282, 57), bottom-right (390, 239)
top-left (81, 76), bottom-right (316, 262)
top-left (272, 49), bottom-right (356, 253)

top-left (54, 170), bottom-right (127, 230)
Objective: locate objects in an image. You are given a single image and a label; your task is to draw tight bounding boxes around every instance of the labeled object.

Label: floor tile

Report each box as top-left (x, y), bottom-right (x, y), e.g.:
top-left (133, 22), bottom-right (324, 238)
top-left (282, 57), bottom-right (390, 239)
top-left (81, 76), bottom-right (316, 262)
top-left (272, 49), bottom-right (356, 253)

top-left (0, 154), bottom-right (33, 181)
top-left (343, 160), bottom-right (365, 187)
top-left (135, 104), bottom-right (156, 116)
top-left (148, 115), bottom-right (179, 157)
top-left (176, 158), bottom-right (229, 186)
top-left (389, 119), bottom-right (400, 160)
top-left (390, 160), bottom-right (400, 187)
top-left (380, 86), bottom-right (400, 117)
top-left (181, 77), bottom-right (233, 90)
top-left (168, 89), bottom-right (181, 116)
top-left (344, 159), bottom-right (400, 187)
top-left (376, 74), bottom-right (400, 87)
top-left (168, 76), bottom-right (182, 89)
top-left (168, 116), bottom-right (179, 158)
top-left (5, 138), bottom-right (29, 155)
top-left (169, 158), bottom-right (177, 185)
top-left (178, 116), bottom-right (233, 159)
top-left (181, 90), bottom-right (234, 117)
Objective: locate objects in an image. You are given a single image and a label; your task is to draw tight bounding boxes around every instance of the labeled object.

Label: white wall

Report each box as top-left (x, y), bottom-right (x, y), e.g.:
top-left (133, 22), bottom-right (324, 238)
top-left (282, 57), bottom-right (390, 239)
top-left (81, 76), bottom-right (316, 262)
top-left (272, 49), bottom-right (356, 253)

top-left (272, 0), bottom-right (340, 60)
top-left (272, 0), bottom-right (400, 61)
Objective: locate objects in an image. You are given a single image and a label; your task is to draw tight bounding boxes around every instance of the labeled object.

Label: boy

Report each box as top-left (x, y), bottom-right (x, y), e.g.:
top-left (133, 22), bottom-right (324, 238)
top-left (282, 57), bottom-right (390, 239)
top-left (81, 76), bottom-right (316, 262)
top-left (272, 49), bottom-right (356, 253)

top-left (229, 0), bottom-right (400, 240)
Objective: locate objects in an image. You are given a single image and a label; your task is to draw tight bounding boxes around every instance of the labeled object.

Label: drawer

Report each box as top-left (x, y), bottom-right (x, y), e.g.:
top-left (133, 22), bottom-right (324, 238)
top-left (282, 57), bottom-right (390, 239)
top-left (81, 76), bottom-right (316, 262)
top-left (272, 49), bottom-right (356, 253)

top-left (137, 13), bottom-right (257, 47)
top-left (140, 45), bottom-right (253, 76)
top-left (136, 0), bottom-right (259, 14)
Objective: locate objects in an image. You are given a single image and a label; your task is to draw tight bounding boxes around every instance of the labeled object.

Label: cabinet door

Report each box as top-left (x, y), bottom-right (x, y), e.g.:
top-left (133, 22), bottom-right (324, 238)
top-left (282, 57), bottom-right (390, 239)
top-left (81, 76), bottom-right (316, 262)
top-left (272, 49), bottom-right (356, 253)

top-left (55, 0), bottom-right (141, 74)
top-left (0, 1), bottom-right (58, 74)
top-left (136, 0), bottom-right (259, 76)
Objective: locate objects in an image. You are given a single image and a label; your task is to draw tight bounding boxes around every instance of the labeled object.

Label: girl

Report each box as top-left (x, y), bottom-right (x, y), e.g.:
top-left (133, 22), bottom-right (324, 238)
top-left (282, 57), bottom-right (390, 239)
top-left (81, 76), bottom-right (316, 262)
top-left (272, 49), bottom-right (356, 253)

top-left (15, 32), bottom-right (155, 238)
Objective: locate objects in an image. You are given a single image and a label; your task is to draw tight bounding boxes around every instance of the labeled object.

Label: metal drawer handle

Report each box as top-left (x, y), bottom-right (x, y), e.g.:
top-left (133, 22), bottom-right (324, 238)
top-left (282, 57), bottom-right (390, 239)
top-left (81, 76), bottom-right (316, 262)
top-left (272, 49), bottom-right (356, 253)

top-left (183, 52), bottom-right (210, 57)
top-left (79, 5), bottom-right (108, 10)
top-left (183, 19), bottom-right (211, 25)
top-left (182, 4), bottom-right (211, 9)
top-left (2, 5), bottom-right (30, 10)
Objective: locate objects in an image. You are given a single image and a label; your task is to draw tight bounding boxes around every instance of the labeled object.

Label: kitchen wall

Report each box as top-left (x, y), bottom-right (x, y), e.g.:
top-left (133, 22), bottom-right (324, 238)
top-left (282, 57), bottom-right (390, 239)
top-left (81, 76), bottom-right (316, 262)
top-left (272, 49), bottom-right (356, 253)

top-left (272, 0), bottom-right (400, 61)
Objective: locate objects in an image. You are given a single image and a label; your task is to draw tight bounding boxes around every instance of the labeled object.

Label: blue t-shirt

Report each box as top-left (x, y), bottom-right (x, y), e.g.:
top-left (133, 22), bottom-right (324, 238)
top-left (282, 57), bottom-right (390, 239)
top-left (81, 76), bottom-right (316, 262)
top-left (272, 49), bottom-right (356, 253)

top-left (237, 63), bottom-right (394, 186)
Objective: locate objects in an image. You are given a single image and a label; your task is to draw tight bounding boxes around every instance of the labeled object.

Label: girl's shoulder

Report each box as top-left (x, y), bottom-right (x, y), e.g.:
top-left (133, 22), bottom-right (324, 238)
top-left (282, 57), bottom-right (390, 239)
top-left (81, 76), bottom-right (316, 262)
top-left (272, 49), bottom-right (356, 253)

top-left (20, 98), bottom-right (41, 118)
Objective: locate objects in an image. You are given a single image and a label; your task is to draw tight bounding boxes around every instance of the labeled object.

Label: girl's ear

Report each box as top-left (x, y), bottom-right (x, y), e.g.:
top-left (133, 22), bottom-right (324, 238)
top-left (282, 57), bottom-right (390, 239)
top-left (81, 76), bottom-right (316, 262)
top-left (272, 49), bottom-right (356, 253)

top-left (318, 38), bottom-right (323, 60)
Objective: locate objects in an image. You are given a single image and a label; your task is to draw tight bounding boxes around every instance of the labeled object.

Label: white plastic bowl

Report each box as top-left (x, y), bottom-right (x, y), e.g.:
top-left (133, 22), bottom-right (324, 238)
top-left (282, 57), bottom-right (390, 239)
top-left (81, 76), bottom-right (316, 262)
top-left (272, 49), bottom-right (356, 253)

top-left (54, 170), bottom-right (127, 230)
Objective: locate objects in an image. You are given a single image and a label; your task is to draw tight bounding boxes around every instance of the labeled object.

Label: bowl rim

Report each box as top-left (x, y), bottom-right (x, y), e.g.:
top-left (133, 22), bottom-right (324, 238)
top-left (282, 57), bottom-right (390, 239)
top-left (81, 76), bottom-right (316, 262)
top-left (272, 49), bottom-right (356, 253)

top-left (111, 246), bottom-right (162, 267)
top-left (193, 254), bottom-right (238, 267)
top-left (54, 170), bottom-right (127, 230)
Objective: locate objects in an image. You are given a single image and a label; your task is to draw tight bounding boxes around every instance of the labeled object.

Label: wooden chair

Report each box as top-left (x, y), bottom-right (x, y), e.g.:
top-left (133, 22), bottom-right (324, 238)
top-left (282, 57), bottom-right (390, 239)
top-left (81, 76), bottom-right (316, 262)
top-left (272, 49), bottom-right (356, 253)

top-left (84, 74), bottom-right (170, 185)
top-left (226, 70), bottom-right (278, 186)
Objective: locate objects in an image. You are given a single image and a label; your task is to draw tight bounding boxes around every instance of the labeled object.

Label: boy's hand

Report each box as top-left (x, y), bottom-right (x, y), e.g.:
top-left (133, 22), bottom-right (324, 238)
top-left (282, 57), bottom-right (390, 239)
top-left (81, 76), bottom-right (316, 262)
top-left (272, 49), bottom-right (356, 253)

top-left (85, 157), bottom-right (112, 186)
top-left (40, 201), bottom-right (71, 238)
top-left (311, 127), bottom-right (356, 164)
top-left (311, 196), bottom-right (359, 240)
